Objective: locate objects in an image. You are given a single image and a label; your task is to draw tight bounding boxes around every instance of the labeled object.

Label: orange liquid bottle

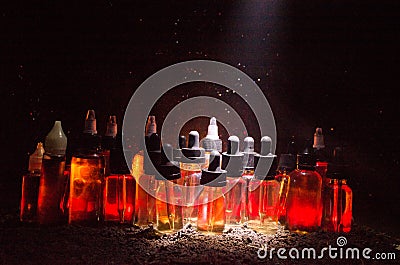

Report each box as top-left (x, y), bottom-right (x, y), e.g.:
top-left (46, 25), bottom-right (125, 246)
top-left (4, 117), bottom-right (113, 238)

top-left (197, 151), bottom-right (227, 234)
top-left (222, 135), bottom-right (244, 227)
top-left (37, 121), bottom-right (68, 225)
top-left (240, 137), bottom-right (256, 224)
top-left (285, 142), bottom-right (322, 232)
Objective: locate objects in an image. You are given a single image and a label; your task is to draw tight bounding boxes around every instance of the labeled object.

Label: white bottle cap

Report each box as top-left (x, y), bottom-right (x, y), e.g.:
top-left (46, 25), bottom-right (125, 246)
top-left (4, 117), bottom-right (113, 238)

top-left (105, 115), bottom-right (117, 137)
top-left (45, 121), bottom-right (68, 156)
top-left (313, 127), bottom-right (325, 149)
top-left (145, 116), bottom-right (157, 136)
top-left (28, 142), bottom-right (45, 172)
top-left (83, 109), bottom-right (97, 134)
top-left (206, 117), bottom-right (219, 140)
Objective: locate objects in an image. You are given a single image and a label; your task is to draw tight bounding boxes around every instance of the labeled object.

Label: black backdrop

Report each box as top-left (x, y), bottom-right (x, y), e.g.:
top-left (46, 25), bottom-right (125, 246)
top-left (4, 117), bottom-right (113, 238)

top-left (1, 1), bottom-right (399, 235)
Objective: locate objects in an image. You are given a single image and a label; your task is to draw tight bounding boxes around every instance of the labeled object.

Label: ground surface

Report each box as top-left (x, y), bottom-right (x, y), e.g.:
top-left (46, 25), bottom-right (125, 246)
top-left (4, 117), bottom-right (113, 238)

top-left (0, 211), bottom-right (399, 265)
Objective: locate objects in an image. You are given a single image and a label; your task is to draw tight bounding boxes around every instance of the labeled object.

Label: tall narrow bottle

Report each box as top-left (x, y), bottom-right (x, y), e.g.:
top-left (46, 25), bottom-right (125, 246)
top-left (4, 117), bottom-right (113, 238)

top-left (322, 147), bottom-right (353, 233)
top-left (180, 131), bottom-right (205, 226)
top-left (155, 144), bottom-right (183, 233)
top-left (197, 150), bottom-right (227, 234)
top-left (69, 110), bottom-right (105, 225)
top-left (104, 134), bottom-right (135, 223)
top-left (222, 135), bottom-right (244, 227)
top-left (313, 128), bottom-right (328, 182)
top-left (200, 117), bottom-right (223, 168)
top-left (102, 115), bottom-right (117, 177)
top-left (241, 136), bottom-right (256, 224)
top-left (20, 142), bottom-right (45, 222)
top-left (274, 138), bottom-right (296, 225)
top-left (38, 121), bottom-right (68, 224)
top-left (248, 136), bottom-right (279, 233)
top-left (285, 142), bottom-right (322, 232)
top-left (134, 116), bottom-right (160, 226)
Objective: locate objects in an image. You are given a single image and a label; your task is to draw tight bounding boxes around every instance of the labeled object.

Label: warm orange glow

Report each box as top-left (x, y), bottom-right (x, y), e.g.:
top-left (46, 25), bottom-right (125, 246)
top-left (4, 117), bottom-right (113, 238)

top-left (197, 188), bottom-right (225, 233)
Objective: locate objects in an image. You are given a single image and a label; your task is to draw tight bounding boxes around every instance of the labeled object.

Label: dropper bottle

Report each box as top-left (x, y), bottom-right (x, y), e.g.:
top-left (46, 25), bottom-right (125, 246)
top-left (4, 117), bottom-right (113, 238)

top-left (102, 115), bottom-right (118, 176)
top-left (180, 131), bottom-right (205, 226)
top-left (200, 117), bottom-right (223, 168)
top-left (222, 135), bottom-right (244, 227)
top-left (285, 140), bottom-right (323, 233)
top-left (103, 133), bottom-right (135, 223)
top-left (134, 116), bottom-right (161, 226)
top-left (274, 137), bottom-right (297, 225)
top-left (313, 128), bottom-right (329, 181)
top-left (155, 144), bottom-right (183, 233)
top-left (240, 136), bottom-right (256, 224)
top-left (248, 136), bottom-right (279, 233)
top-left (20, 142), bottom-right (44, 222)
top-left (197, 150), bottom-right (227, 234)
top-left (38, 121), bottom-right (68, 224)
top-left (69, 111), bottom-right (105, 225)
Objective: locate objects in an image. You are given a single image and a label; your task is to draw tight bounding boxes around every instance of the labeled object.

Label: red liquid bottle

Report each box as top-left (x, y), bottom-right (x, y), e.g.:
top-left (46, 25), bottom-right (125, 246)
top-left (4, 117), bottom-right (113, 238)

top-left (37, 121), bottom-right (68, 225)
top-left (104, 133), bottom-right (135, 223)
top-left (20, 142), bottom-right (44, 222)
top-left (180, 131), bottom-right (205, 226)
top-left (322, 147), bottom-right (353, 232)
top-left (286, 142), bottom-right (322, 233)
top-left (249, 136), bottom-right (279, 233)
top-left (222, 135), bottom-right (244, 227)
top-left (197, 150), bottom-right (227, 234)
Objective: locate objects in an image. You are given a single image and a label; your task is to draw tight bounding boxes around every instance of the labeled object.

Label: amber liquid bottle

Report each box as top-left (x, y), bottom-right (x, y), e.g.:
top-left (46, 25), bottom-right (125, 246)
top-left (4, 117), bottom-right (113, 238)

top-left (155, 144), bottom-right (183, 233)
top-left (180, 131), bottom-right (205, 226)
top-left (20, 143), bottom-right (44, 222)
top-left (240, 137), bottom-right (256, 224)
top-left (69, 110), bottom-right (105, 225)
top-left (197, 151), bottom-right (227, 234)
top-left (285, 143), bottom-right (322, 233)
top-left (37, 121), bottom-right (68, 225)
top-left (222, 135), bottom-right (244, 227)
top-left (104, 134), bottom-right (135, 223)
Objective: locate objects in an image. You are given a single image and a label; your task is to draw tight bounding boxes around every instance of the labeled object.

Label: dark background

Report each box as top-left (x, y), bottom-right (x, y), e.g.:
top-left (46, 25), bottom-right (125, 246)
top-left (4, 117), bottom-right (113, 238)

top-left (1, 1), bottom-right (399, 235)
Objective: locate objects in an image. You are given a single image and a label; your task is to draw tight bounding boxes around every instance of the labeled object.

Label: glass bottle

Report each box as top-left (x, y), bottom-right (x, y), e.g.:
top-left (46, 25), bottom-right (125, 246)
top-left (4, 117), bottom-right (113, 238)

top-left (248, 136), bottom-right (279, 233)
top-left (134, 116), bottom-right (160, 226)
top-left (240, 136), bottom-right (256, 224)
top-left (222, 135), bottom-right (244, 227)
top-left (313, 128), bottom-right (329, 183)
top-left (285, 143), bottom-right (323, 233)
top-left (200, 117), bottom-right (223, 169)
top-left (69, 110), bottom-right (105, 225)
top-left (180, 131), bottom-right (205, 226)
top-left (102, 115), bottom-right (117, 177)
top-left (322, 147), bottom-right (353, 233)
top-left (274, 153), bottom-right (296, 225)
top-left (197, 151), bottom-right (227, 234)
top-left (104, 134), bottom-right (135, 223)
top-left (20, 142), bottom-right (44, 222)
top-left (155, 144), bottom-right (183, 233)
top-left (37, 121), bottom-right (68, 225)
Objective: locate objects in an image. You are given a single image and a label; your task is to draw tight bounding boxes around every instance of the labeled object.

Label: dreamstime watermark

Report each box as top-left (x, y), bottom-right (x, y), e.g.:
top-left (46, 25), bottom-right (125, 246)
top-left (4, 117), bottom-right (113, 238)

top-left (257, 236), bottom-right (396, 260)
top-left (122, 60), bottom-right (276, 204)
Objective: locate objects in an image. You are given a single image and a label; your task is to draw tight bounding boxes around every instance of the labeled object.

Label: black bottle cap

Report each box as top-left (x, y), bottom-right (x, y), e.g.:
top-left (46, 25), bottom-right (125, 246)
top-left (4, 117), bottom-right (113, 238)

top-left (155, 144), bottom-right (181, 181)
top-left (277, 154), bottom-right (296, 173)
top-left (173, 135), bottom-right (186, 162)
top-left (327, 146), bottom-right (349, 180)
top-left (297, 139), bottom-right (316, 170)
top-left (222, 136), bottom-right (244, 178)
top-left (109, 134), bottom-right (131, 175)
top-left (201, 150), bottom-right (227, 187)
top-left (144, 132), bottom-right (161, 174)
top-left (254, 136), bottom-right (277, 179)
top-left (242, 136), bottom-right (256, 170)
top-left (181, 131), bottom-right (205, 164)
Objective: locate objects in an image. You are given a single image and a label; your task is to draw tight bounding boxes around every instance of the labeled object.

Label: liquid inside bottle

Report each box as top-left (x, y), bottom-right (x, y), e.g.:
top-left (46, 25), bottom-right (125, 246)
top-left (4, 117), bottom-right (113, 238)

top-left (20, 172), bottom-right (41, 222)
top-left (225, 176), bottom-right (244, 226)
top-left (180, 163), bottom-right (202, 225)
top-left (197, 187), bottom-right (225, 233)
